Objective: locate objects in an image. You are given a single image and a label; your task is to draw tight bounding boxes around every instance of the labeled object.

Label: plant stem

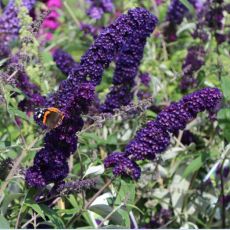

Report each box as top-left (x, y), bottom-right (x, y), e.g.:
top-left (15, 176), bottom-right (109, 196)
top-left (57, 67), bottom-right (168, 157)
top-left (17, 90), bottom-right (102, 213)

top-left (63, 1), bottom-right (81, 27)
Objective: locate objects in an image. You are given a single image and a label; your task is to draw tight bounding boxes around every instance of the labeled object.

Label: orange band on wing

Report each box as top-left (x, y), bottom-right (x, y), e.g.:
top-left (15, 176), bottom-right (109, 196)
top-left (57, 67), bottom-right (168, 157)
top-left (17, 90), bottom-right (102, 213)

top-left (47, 107), bottom-right (61, 113)
top-left (42, 110), bottom-right (51, 125)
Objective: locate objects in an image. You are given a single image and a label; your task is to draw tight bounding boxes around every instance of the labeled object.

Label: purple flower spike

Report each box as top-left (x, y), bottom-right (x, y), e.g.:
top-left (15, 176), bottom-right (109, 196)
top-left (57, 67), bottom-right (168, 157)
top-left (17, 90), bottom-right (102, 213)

top-left (104, 87), bottom-right (222, 179)
top-left (7, 55), bottom-right (45, 112)
top-left (86, 0), bottom-right (114, 20)
top-left (80, 23), bottom-right (99, 38)
top-left (205, 7), bottom-right (224, 30)
top-left (166, 0), bottom-right (190, 25)
top-left (53, 49), bottom-right (79, 76)
top-left (100, 16), bottom-right (158, 112)
top-left (47, 7), bottom-right (158, 116)
top-left (125, 121), bottom-right (170, 160)
top-left (100, 85), bottom-right (134, 113)
top-left (0, 0), bottom-right (36, 44)
top-left (104, 152), bottom-right (141, 180)
top-left (26, 8), bottom-right (159, 187)
top-left (163, 0), bottom-right (198, 41)
top-left (0, 44), bottom-right (10, 60)
top-left (26, 166), bottom-right (46, 187)
top-left (139, 72), bottom-right (151, 86)
top-left (180, 46), bottom-right (205, 91)
top-left (146, 208), bottom-right (172, 229)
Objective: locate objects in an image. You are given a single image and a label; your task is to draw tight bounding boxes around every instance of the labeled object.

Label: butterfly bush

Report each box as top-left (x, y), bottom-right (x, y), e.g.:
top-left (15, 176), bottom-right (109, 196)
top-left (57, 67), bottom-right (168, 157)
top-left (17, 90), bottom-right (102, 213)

top-left (193, 0), bottom-right (227, 43)
top-left (0, 0), bottom-right (44, 112)
top-left (137, 72), bottom-right (152, 100)
top-left (86, 0), bottom-right (114, 20)
top-left (180, 46), bottom-right (205, 91)
top-left (80, 23), bottom-right (100, 38)
top-left (145, 208), bottom-right (172, 229)
top-left (104, 87), bottom-right (222, 180)
top-left (0, 44), bottom-right (10, 61)
top-left (0, 0), bottom-right (36, 44)
top-left (100, 29), bottom-right (153, 112)
top-left (163, 0), bottom-right (201, 41)
top-left (25, 8), bottom-right (158, 187)
top-left (139, 72), bottom-right (151, 87)
top-left (53, 49), bottom-right (79, 76)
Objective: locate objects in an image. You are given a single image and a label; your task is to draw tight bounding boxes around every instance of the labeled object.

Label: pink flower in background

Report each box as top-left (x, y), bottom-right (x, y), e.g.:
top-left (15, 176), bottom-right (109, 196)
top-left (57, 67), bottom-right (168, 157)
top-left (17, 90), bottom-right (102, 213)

top-left (45, 32), bottom-right (53, 41)
top-left (48, 10), bottom-right (60, 18)
top-left (155, 0), bottom-right (164, 5)
top-left (43, 19), bottom-right (59, 30)
top-left (40, 0), bottom-right (62, 42)
top-left (47, 0), bottom-right (62, 8)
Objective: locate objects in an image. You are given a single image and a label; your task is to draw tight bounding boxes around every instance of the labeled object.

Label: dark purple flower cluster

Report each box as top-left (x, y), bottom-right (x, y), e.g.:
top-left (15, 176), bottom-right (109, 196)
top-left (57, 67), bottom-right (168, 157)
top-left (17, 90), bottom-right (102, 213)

top-left (0, 0), bottom-right (36, 44)
top-left (104, 152), bottom-right (141, 180)
top-left (0, 44), bottom-right (10, 61)
top-left (80, 23), bottom-right (100, 38)
top-left (26, 8), bottom-right (158, 187)
top-left (8, 55), bottom-right (45, 112)
top-left (178, 130), bottom-right (198, 146)
top-left (104, 87), bottom-right (222, 179)
top-left (163, 0), bottom-right (199, 41)
top-left (192, 0), bottom-right (210, 42)
top-left (100, 85), bottom-right (134, 113)
top-left (180, 46), bottom-right (205, 91)
top-left (26, 115), bottom-right (84, 187)
top-left (220, 195), bottom-right (230, 206)
top-left (205, 6), bottom-right (224, 30)
top-left (100, 20), bottom-right (157, 112)
top-left (166, 0), bottom-right (191, 24)
top-left (86, 0), bottom-right (114, 20)
top-left (193, 0), bottom-right (227, 43)
top-left (17, 73), bottom-right (45, 111)
top-left (53, 49), bottom-right (79, 76)
top-left (145, 208), bottom-right (172, 229)
top-left (137, 72), bottom-right (152, 100)
top-left (215, 32), bottom-right (226, 44)
top-left (139, 72), bottom-right (151, 87)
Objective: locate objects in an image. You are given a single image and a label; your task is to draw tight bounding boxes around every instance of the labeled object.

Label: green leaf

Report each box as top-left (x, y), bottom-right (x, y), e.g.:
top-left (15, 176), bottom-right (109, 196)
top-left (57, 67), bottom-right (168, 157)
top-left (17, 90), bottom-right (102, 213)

top-left (5, 85), bottom-right (23, 95)
top-left (25, 203), bottom-right (46, 221)
top-left (0, 141), bottom-right (11, 149)
top-left (0, 215), bottom-right (10, 229)
top-left (67, 195), bottom-right (93, 227)
top-left (40, 51), bottom-right (54, 65)
top-left (89, 204), bottom-right (123, 224)
top-left (145, 110), bottom-right (157, 118)
top-left (221, 76), bottom-right (230, 101)
top-left (179, 0), bottom-right (195, 14)
top-left (183, 152), bottom-right (209, 178)
top-left (114, 179), bottom-right (135, 212)
top-left (67, 195), bottom-right (79, 208)
top-left (7, 106), bottom-right (31, 122)
top-left (177, 22), bottom-right (195, 35)
top-left (117, 209), bottom-right (130, 228)
top-left (1, 193), bottom-right (23, 216)
top-left (39, 204), bottom-right (65, 229)
top-left (217, 108), bottom-right (230, 141)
